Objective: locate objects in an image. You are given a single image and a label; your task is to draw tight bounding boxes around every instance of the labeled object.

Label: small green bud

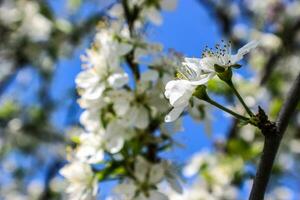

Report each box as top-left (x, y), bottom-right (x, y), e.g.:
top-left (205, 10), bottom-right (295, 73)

top-left (214, 64), bottom-right (226, 73)
top-left (217, 68), bottom-right (233, 83)
top-left (193, 85), bottom-right (209, 100)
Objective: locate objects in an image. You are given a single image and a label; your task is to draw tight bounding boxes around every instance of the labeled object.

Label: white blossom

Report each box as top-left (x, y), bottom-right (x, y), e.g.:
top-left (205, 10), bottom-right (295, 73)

top-left (121, 104), bottom-right (150, 129)
top-left (79, 110), bottom-right (101, 132)
top-left (164, 41), bottom-right (258, 122)
top-left (18, 1), bottom-right (52, 42)
top-left (164, 56), bottom-right (217, 122)
top-left (60, 162), bottom-right (98, 200)
top-left (76, 133), bottom-right (104, 164)
top-left (113, 157), bottom-right (170, 200)
top-left (104, 120), bottom-right (133, 153)
top-left (199, 40), bottom-right (259, 69)
top-left (108, 72), bottom-right (129, 89)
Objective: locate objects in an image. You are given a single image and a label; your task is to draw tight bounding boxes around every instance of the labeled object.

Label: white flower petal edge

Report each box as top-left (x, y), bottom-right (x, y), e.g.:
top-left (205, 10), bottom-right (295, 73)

top-left (59, 162), bottom-right (98, 200)
top-left (199, 40), bottom-right (259, 69)
top-left (231, 40), bottom-right (259, 64)
top-left (164, 80), bottom-right (194, 122)
top-left (189, 72), bottom-right (216, 86)
top-left (165, 106), bottom-right (186, 123)
top-left (165, 80), bottom-right (195, 107)
top-left (108, 72), bottom-right (129, 89)
top-left (164, 71), bottom-right (213, 122)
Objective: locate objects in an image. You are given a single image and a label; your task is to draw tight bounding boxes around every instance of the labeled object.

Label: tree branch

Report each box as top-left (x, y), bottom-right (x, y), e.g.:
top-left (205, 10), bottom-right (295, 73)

top-left (249, 72), bottom-right (300, 200)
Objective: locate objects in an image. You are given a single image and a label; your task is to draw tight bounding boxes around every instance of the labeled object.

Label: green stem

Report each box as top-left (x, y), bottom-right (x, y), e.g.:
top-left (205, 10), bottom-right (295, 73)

top-left (206, 98), bottom-right (250, 121)
top-left (227, 81), bottom-right (254, 117)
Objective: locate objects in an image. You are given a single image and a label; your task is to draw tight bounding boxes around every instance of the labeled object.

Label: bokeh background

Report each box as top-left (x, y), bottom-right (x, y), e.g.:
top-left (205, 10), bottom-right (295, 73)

top-left (0, 0), bottom-right (299, 199)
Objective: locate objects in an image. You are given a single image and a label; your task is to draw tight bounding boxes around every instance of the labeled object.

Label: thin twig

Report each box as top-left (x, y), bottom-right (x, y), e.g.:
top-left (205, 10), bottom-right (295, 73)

top-left (227, 80), bottom-right (254, 116)
top-left (206, 97), bottom-right (249, 121)
top-left (249, 72), bottom-right (300, 200)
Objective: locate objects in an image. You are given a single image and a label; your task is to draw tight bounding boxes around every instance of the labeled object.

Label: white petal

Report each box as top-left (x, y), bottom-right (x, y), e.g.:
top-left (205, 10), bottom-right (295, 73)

top-left (80, 110), bottom-right (100, 131)
top-left (82, 85), bottom-right (105, 100)
top-left (108, 73), bottom-right (129, 88)
top-left (166, 176), bottom-right (182, 194)
top-left (148, 191), bottom-right (169, 200)
top-left (135, 156), bottom-right (149, 182)
top-left (135, 105), bottom-right (149, 129)
top-left (189, 73), bottom-right (216, 86)
top-left (165, 106), bottom-right (186, 122)
top-left (165, 80), bottom-right (194, 107)
top-left (77, 145), bottom-right (104, 164)
top-left (122, 106), bottom-right (139, 126)
top-left (75, 70), bottom-right (99, 89)
top-left (89, 151), bottom-right (104, 164)
top-left (199, 57), bottom-right (218, 71)
top-left (105, 122), bottom-right (126, 153)
top-left (149, 164), bottom-right (164, 183)
top-left (183, 57), bottom-right (202, 65)
top-left (231, 40), bottom-right (259, 63)
top-left (113, 99), bottom-right (130, 116)
top-left (238, 40), bottom-right (259, 55)
top-left (59, 162), bottom-right (93, 182)
top-left (106, 136), bottom-right (124, 154)
top-left (141, 70), bottom-right (159, 82)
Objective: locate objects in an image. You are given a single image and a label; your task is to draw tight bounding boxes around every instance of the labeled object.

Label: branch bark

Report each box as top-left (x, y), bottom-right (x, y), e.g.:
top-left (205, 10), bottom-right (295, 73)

top-left (249, 72), bottom-right (300, 200)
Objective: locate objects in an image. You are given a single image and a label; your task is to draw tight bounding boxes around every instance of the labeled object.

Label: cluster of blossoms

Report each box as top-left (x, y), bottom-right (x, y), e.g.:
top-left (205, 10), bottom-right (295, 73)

top-left (164, 40), bottom-right (258, 122)
top-left (0, 0), bottom-right (53, 80)
top-left (0, 0), bottom-right (52, 42)
top-left (60, 1), bottom-right (186, 199)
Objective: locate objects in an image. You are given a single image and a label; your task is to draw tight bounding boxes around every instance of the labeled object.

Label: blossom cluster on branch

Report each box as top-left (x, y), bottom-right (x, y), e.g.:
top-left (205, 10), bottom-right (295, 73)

top-left (60, 0), bottom-right (185, 199)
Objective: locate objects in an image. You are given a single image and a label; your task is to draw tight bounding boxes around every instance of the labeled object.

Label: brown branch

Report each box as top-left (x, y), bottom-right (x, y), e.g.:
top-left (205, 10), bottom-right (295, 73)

top-left (249, 72), bottom-right (300, 200)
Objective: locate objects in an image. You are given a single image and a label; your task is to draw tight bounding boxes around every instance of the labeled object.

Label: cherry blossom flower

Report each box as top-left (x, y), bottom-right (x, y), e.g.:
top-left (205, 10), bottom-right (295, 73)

top-left (59, 162), bottom-right (98, 200)
top-left (199, 40), bottom-right (259, 69)
top-left (76, 133), bottom-right (104, 164)
top-left (164, 41), bottom-right (258, 122)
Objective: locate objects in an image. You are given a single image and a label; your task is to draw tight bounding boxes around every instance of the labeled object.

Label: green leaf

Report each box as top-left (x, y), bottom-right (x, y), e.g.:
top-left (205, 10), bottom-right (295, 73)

top-left (214, 64), bottom-right (225, 72)
top-left (230, 64), bottom-right (242, 69)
